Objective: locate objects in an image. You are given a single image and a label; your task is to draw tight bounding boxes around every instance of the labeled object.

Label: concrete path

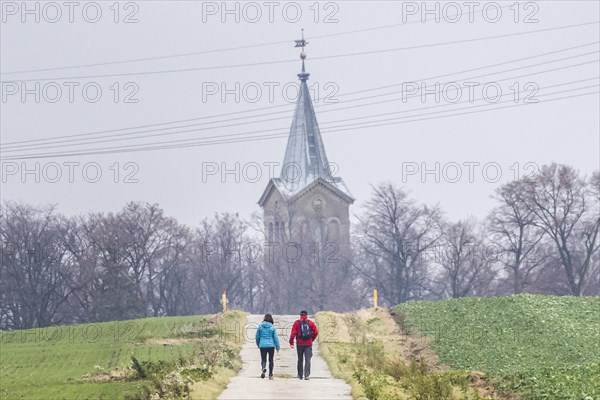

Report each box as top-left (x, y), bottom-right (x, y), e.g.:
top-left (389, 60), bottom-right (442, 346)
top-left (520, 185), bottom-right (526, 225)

top-left (218, 314), bottom-right (352, 400)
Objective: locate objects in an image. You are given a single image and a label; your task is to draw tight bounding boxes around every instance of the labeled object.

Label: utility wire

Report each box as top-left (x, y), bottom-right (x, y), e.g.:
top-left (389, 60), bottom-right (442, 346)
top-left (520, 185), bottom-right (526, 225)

top-left (3, 42), bottom-right (598, 148)
top-left (6, 76), bottom-right (596, 154)
top-left (3, 57), bottom-right (598, 152)
top-left (3, 82), bottom-right (597, 160)
top-left (5, 90), bottom-right (596, 160)
top-left (5, 21), bottom-right (598, 82)
top-left (3, 57), bottom-right (597, 153)
top-left (3, 54), bottom-right (598, 152)
top-left (0, 2), bottom-right (533, 75)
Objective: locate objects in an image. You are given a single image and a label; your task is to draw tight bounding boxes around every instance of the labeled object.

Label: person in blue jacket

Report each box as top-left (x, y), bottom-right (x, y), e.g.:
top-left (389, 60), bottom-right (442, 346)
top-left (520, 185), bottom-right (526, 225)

top-left (255, 313), bottom-right (280, 380)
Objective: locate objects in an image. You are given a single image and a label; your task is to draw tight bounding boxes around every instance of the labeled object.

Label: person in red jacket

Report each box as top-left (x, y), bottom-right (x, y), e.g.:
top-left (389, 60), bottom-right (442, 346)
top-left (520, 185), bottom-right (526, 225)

top-left (289, 310), bottom-right (318, 380)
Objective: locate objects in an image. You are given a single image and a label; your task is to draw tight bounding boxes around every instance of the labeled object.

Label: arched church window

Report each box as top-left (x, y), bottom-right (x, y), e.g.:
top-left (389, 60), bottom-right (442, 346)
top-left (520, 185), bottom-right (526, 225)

top-left (268, 223), bottom-right (274, 242)
top-left (327, 219), bottom-right (340, 242)
top-left (275, 221), bottom-right (280, 241)
top-left (301, 220), bottom-right (310, 242)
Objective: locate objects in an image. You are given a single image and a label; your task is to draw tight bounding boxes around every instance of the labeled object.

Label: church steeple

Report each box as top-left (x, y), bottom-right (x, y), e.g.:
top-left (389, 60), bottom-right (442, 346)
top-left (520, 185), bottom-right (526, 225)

top-left (280, 31), bottom-right (334, 193)
top-left (258, 32), bottom-right (353, 207)
top-left (257, 33), bottom-right (354, 313)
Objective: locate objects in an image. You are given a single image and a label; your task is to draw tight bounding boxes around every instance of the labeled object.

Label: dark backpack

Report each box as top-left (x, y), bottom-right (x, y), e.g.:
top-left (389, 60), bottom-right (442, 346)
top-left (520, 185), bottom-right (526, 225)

top-left (299, 320), bottom-right (311, 340)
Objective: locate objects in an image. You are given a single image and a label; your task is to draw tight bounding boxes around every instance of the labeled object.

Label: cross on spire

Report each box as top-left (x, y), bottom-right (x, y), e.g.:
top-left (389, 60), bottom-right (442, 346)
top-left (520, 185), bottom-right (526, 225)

top-left (294, 28), bottom-right (308, 51)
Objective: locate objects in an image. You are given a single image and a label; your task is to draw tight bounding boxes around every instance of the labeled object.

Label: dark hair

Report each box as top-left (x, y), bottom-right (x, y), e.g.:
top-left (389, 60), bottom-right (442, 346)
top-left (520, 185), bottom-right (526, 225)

top-left (300, 310), bottom-right (308, 316)
top-left (264, 314), bottom-right (274, 324)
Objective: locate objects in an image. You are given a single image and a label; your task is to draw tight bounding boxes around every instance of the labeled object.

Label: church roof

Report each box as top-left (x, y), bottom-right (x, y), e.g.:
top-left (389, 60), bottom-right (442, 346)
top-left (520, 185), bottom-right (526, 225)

top-left (280, 70), bottom-right (331, 191)
top-left (258, 42), bottom-right (354, 207)
top-left (280, 67), bottom-right (353, 193)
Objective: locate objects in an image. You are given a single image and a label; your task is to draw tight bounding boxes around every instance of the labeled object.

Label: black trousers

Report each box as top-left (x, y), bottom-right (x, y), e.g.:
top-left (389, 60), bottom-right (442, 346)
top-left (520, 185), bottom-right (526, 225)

top-left (296, 345), bottom-right (313, 378)
top-left (260, 347), bottom-right (275, 375)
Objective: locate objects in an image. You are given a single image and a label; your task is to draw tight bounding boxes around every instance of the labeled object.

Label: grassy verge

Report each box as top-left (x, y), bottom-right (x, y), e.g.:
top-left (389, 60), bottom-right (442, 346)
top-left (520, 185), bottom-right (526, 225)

top-left (315, 308), bottom-right (497, 400)
top-left (0, 311), bottom-right (246, 400)
top-left (396, 294), bottom-right (600, 400)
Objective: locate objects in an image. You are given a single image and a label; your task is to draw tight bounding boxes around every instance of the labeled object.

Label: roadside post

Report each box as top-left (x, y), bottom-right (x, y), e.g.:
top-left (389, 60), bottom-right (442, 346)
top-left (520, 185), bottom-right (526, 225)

top-left (222, 290), bottom-right (228, 313)
top-left (374, 289), bottom-right (378, 309)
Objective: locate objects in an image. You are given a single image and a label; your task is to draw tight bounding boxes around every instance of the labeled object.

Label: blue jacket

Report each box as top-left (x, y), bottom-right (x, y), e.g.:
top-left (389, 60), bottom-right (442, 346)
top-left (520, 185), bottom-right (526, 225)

top-left (255, 321), bottom-right (280, 350)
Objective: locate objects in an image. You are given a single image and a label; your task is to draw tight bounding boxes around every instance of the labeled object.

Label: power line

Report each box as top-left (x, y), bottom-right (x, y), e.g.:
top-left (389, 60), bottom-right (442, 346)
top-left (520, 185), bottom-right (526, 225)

top-left (5, 21), bottom-right (598, 82)
top-left (3, 42), bottom-right (598, 148)
top-left (3, 83), bottom-right (597, 160)
top-left (1, 40), bottom-right (292, 76)
top-left (315, 55), bottom-right (599, 110)
top-left (0, 2), bottom-right (522, 76)
top-left (323, 78), bottom-right (599, 127)
top-left (5, 90), bottom-right (597, 160)
top-left (4, 55), bottom-right (598, 152)
top-left (7, 76), bottom-right (595, 154)
top-left (324, 84), bottom-right (599, 130)
top-left (332, 42), bottom-right (599, 97)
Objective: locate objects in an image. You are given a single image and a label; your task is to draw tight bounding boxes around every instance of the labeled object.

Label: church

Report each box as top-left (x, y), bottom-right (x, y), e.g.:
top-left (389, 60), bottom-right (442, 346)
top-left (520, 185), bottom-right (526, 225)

top-left (257, 36), bottom-right (355, 312)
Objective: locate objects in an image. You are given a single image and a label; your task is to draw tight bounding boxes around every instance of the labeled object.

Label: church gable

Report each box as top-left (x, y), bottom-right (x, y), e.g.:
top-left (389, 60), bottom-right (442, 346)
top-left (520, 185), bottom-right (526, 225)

top-left (290, 178), bottom-right (354, 206)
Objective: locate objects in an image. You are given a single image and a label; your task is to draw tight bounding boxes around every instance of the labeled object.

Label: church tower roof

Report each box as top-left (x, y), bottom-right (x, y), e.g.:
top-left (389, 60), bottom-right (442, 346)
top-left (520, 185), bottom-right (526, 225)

top-left (258, 32), bottom-right (354, 207)
top-left (280, 61), bottom-right (332, 193)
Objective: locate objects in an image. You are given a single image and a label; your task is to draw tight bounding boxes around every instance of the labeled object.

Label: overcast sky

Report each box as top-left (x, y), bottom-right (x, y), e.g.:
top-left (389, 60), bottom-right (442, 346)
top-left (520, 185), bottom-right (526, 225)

top-left (1, 0), bottom-right (599, 226)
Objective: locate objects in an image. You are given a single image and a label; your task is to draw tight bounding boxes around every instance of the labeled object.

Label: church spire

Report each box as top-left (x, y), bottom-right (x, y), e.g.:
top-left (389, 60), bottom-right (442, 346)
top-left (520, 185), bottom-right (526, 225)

top-left (258, 31), bottom-right (354, 207)
top-left (280, 31), bottom-right (333, 193)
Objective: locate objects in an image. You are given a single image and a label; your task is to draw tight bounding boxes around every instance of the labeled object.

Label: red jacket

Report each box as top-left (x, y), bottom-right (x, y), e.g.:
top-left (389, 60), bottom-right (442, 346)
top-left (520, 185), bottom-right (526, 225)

top-left (289, 318), bottom-right (318, 346)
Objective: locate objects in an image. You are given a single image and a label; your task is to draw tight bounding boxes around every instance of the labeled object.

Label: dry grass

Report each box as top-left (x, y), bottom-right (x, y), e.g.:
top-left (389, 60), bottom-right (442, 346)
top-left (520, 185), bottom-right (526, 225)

top-left (316, 308), bottom-right (502, 400)
top-left (189, 310), bottom-right (246, 400)
top-left (189, 367), bottom-right (239, 400)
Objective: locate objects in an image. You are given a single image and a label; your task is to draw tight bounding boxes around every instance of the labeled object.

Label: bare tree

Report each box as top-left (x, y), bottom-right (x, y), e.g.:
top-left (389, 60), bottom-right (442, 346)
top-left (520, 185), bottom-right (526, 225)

top-left (434, 218), bottom-right (497, 298)
top-left (301, 218), bottom-right (358, 313)
top-left (78, 210), bottom-right (145, 321)
top-left (0, 203), bottom-right (78, 329)
top-left (192, 213), bottom-right (249, 313)
top-left (521, 164), bottom-right (600, 296)
top-left (115, 202), bottom-right (176, 316)
top-left (155, 223), bottom-right (191, 316)
top-left (488, 181), bottom-right (547, 294)
top-left (355, 183), bottom-right (443, 305)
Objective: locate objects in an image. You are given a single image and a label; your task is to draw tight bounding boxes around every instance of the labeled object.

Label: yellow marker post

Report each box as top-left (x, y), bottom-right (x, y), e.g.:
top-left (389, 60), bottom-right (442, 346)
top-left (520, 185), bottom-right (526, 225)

top-left (373, 289), bottom-right (378, 309)
top-left (222, 290), bottom-right (227, 313)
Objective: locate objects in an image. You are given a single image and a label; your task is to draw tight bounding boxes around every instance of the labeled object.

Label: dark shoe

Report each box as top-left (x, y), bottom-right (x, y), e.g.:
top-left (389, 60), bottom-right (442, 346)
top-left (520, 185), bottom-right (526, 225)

top-left (261, 368), bottom-right (266, 379)
top-left (269, 375), bottom-right (273, 380)
top-left (297, 375), bottom-right (303, 380)
top-left (304, 376), bottom-right (310, 380)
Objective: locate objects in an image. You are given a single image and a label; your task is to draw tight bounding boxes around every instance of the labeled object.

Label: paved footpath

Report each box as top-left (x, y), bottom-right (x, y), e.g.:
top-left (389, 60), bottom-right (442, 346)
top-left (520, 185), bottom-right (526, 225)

top-left (218, 314), bottom-right (352, 400)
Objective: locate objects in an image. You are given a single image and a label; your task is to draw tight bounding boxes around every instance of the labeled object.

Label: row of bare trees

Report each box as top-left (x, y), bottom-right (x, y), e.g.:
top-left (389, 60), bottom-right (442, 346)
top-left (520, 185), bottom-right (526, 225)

top-left (0, 203), bottom-right (260, 329)
top-left (1, 163), bottom-right (598, 329)
top-left (354, 163), bottom-right (599, 306)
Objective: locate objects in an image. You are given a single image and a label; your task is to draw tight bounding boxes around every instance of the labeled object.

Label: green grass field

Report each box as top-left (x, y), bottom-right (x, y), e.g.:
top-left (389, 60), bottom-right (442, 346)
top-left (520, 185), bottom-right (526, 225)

top-left (0, 311), bottom-right (246, 400)
top-left (395, 295), bottom-right (600, 400)
top-left (3, 296), bottom-right (599, 400)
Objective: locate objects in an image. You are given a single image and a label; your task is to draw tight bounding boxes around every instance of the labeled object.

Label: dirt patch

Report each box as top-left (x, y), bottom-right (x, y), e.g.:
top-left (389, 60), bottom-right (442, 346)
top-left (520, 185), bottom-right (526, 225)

top-left (320, 308), bottom-right (443, 372)
top-left (83, 368), bottom-right (133, 382)
top-left (466, 371), bottom-right (518, 400)
top-left (366, 308), bottom-right (440, 369)
top-left (317, 311), bottom-right (354, 343)
top-left (145, 338), bottom-right (205, 346)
